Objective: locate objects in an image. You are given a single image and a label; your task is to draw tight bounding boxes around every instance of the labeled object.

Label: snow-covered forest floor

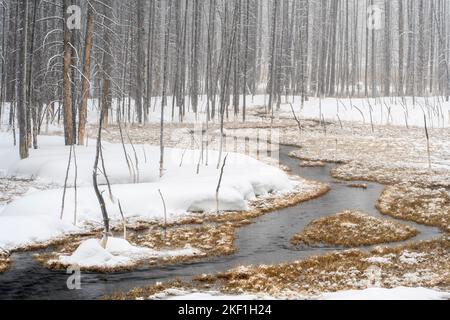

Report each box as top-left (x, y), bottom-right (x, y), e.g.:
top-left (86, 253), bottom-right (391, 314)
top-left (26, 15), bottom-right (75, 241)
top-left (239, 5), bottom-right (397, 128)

top-left (0, 97), bottom-right (449, 299)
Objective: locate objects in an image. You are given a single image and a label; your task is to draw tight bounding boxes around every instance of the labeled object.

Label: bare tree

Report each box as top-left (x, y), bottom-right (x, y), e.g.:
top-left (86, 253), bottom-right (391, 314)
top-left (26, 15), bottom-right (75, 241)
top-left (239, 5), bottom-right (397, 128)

top-left (78, 7), bottom-right (94, 146)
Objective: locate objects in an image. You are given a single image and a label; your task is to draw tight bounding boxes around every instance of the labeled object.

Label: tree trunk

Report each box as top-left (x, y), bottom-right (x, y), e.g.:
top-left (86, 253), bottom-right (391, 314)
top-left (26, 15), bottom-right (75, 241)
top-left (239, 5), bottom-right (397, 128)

top-left (78, 8), bottom-right (94, 145)
top-left (62, 0), bottom-right (74, 145)
top-left (18, 0), bottom-right (29, 159)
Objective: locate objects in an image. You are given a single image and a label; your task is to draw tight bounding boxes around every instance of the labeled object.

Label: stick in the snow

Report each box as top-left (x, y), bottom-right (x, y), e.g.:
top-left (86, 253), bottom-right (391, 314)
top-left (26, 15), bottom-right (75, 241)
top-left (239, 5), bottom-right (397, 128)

top-left (73, 145), bottom-right (78, 225)
top-left (117, 200), bottom-right (127, 240)
top-left (117, 116), bottom-right (134, 181)
top-left (424, 114), bottom-right (432, 170)
top-left (125, 128), bottom-right (140, 183)
top-left (158, 189), bottom-right (167, 239)
top-left (216, 154), bottom-right (229, 214)
top-left (60, 144), bottom-right (73, 220)
top-left (289, 103), bottom-right (302, 132)
top-left (99, 145), bottom-right (115, 203)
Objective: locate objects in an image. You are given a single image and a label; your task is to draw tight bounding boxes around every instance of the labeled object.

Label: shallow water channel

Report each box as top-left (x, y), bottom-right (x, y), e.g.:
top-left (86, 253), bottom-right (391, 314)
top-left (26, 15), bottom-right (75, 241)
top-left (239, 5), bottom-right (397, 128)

top-left (0, 146), bottom-right (442, 299)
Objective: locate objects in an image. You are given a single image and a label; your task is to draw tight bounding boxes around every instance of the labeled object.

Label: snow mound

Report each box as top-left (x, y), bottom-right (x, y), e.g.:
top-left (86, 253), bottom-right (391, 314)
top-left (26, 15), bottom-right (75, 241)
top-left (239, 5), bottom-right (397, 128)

top-left (59, 237), bottom-right (201, 269)
top-left (317, 287), bottom-right (450, 300)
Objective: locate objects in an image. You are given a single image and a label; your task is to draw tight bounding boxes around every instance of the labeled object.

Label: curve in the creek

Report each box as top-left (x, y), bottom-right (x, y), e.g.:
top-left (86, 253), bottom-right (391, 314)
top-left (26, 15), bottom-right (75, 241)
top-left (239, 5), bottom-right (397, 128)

top-left (0, 146), bottom-right (442, 299)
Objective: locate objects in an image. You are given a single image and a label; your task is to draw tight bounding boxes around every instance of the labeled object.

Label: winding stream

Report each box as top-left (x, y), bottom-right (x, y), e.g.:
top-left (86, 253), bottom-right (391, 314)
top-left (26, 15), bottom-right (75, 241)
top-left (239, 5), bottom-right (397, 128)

top-left (0, 146), bottom-right (442, 299)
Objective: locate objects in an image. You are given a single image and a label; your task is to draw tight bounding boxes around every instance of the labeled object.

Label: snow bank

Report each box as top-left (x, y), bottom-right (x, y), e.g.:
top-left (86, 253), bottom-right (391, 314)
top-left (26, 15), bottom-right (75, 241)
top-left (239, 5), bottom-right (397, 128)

top-left (0, 216), bottom-right (79, 250)
top-left (0, 134), bottom-right (290, 189)
top-left (317, 287), bottom-right (450, 300)
top-left (58, 238), bottom-right (201, 269)
top-left (0, 136), bottom-right (294, 222)
top-left (1, 173), bottom-right (291, 224)
top-left (147, 286), bottom-right (450, 300)
top-left (0, 134), bottom-right (295, 250)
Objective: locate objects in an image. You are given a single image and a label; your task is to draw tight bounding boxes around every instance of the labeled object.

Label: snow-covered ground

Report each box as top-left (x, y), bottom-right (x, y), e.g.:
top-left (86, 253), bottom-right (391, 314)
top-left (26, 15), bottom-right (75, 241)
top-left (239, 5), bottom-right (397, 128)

top-left (85, 95), bottom-right (450, 128)
top-left (2, 95), bottom-right (449, 131)
top-left (316, 287), bottom-right (450, 300)
top-left (146, 287), bottom-right (450, 300)
top-left (0, 133), bottom-right (296, 251)
top-left (137, 96), bottom-right (448, 127)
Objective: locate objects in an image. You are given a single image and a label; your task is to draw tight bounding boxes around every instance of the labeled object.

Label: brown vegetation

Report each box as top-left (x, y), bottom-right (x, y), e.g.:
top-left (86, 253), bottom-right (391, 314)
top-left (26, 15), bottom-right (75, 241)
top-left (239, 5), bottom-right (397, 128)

top-left (108, 238), bottom-right (450, 299)
top-left (0, 254), bottom-right (10, 273)
top-left (377, 184), bottom-right (450, 233)
top-left (291, 210), bottom-right (418, 247)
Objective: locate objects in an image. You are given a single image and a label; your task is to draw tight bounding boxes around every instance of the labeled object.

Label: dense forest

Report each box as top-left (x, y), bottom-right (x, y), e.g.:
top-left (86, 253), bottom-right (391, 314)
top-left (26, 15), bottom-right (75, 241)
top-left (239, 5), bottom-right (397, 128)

top-left (1, 1), bottom-right (450, 301)
top-left (1, 0), bottom-right (450, 157)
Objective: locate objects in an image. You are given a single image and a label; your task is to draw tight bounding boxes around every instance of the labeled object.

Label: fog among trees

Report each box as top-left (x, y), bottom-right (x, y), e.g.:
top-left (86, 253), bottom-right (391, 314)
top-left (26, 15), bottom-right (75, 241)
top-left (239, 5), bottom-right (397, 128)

top-left (1, 0), bottom-right (450, 155)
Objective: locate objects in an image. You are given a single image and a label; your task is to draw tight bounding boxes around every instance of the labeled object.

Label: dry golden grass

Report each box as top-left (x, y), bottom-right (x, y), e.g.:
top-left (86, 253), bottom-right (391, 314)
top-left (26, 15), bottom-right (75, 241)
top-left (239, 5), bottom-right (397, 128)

top-left (377, 184), bottom-right (450, 233)
top-left (108, 238), bottom-right (450, 299)
top-left (331, 163), bottom-right (450, 188)
top-left (129, 224), bottom-right (236, 258)
top-left (291, 210), bottom-right (418, 247)
top-left (0, 255), bottom-right (10, 273)
top-left (215, 238), bottom-right (450, 297)
top-left (267, 119), bottom-right (450, 189)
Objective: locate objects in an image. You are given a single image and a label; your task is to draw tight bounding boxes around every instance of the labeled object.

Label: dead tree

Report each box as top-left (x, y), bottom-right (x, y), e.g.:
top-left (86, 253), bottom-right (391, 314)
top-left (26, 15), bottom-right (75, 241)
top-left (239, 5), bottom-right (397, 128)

top-left (62, 0), bottom-right (74, 145)
top-left (78, 7), bottom-right (94, 145)
top-left (93, 105), bottom-right (110, 248)
top-left (18, 0), bottom-right (29, 159)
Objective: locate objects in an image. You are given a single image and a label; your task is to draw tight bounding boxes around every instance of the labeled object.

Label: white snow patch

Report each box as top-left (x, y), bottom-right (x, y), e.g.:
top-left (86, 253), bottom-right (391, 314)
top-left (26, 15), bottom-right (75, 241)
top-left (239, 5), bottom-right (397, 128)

top-left (316, 287), bottom-right (450, 300)
top-left (341, 222), bottom-right (358, 228)
top-left (147, 286), bottom-right (450, 300)
top-left (365, 256), bottom-right (393, 265)
top-left (58, 237), bottom-right (201, 269)
top-left (150, 289), bottom-right (275, 300)
top-left (399, 252), bottom-right (426, 265)
top-left (0, 216), bottom-right (80, 250)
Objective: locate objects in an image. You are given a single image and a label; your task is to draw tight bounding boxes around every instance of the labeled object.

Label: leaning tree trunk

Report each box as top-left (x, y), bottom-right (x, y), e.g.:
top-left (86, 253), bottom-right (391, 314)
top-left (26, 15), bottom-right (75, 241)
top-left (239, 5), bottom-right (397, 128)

top-left (93, 103), bottom-right (110, 248)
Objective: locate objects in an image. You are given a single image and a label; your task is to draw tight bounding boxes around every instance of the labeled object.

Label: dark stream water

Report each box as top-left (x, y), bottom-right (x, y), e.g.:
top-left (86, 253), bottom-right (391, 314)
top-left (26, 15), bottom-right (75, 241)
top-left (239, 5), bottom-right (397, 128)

top-left (0, 146), bottom-right (442, 299)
